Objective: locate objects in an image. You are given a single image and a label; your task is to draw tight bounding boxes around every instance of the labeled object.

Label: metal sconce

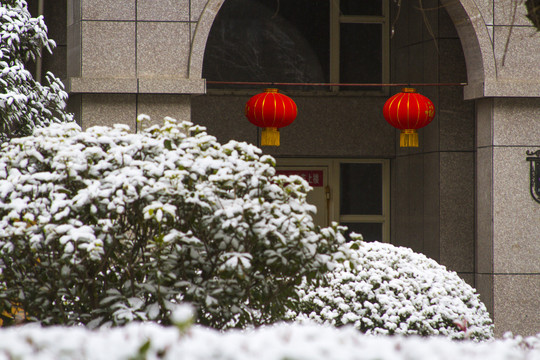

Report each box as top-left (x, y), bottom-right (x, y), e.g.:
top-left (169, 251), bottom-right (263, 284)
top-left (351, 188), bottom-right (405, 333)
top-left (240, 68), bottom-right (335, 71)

top-left (526, 150), bottom-right (540, 204)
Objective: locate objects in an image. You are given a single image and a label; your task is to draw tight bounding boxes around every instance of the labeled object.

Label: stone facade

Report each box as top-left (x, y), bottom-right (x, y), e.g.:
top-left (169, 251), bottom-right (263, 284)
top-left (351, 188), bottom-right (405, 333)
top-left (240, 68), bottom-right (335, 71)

top-left (30, 0), bottom-right (539, 336)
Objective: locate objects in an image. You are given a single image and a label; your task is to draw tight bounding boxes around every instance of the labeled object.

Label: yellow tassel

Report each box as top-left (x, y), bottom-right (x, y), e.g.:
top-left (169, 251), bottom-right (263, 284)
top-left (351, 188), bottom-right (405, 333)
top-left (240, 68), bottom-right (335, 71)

top-left (400, 129), bottom-right (418, 147)
top-left (261, 127), bottom-right (280, 146)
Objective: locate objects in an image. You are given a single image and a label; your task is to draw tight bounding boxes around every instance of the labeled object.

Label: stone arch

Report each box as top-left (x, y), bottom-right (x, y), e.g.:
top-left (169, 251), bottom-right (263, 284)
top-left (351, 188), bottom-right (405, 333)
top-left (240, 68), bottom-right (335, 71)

top-left (441, 0), bottom-right (496, 98)
top-left (189, 0), bottom-right (226, 79)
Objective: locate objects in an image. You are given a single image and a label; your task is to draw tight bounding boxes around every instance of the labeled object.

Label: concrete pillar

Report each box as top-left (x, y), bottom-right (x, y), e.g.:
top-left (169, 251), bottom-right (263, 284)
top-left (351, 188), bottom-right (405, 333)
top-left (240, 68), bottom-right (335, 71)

top-left (66, 0), bottom-right (207, 129)
top-left (476, 97), bottom-right (540, 337)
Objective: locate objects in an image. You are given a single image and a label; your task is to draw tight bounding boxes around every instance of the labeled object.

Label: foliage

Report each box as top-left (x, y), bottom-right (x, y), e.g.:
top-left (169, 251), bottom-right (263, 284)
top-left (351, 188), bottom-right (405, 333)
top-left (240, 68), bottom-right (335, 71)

top-left (287, 239), bottom-right (494, 341)
top-left (0, 0), bottom-right (72, 142)
top-left (0, 322), bottom-right (539, 360)
top-left (0, 117), bottom-right (344, 328)
top-left (526, 0), bottom-right (540, 30)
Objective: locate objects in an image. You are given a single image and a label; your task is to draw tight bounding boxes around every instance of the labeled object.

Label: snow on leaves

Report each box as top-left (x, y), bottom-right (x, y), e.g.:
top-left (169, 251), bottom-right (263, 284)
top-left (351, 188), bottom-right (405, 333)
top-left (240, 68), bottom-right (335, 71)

top-left (0, 322), bottom-right (538, 360)
top-left (0, 0), bottom-right (72, 141)
top-left (0, 118), bottom-right (344, 328)
top-left (288, 241), bottom-right (494, 341)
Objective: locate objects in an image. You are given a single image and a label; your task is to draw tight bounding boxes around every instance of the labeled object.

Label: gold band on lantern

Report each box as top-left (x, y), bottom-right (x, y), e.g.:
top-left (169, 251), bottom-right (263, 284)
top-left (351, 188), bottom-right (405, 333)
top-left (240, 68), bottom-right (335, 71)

top-left (402, 88), bottom-right (417, 93)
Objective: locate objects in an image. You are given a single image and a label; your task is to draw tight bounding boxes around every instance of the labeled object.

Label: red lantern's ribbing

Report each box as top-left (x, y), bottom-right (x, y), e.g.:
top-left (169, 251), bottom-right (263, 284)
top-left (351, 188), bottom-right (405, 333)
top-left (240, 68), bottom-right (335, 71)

top-left (383, 88), bottom-right (435, 147)
top-left (245, 88), bottom-right (297, 146)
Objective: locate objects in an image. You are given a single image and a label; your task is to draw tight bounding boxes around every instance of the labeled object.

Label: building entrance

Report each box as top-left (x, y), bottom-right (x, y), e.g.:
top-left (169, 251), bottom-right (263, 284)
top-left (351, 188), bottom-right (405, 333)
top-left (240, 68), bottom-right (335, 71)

top-left (276, 158), bottom-right (390, 242)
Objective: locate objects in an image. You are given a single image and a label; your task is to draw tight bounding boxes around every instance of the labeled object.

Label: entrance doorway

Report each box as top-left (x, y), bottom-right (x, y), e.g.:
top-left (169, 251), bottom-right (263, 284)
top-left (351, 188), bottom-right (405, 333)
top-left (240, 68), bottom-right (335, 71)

top-left (276, 158), bottom-right (390, 243)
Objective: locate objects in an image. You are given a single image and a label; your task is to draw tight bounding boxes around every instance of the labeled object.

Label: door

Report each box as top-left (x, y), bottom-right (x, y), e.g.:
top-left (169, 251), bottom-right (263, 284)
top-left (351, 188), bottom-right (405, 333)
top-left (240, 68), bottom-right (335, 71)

top-left (275, 166), bottom-right (330, 227)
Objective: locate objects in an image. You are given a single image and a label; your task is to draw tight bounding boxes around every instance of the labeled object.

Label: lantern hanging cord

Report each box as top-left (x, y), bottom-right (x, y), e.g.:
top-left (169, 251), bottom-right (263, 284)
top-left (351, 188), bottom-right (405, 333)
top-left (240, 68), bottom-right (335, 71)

top-left (206, 81), bottom-right (467, 87)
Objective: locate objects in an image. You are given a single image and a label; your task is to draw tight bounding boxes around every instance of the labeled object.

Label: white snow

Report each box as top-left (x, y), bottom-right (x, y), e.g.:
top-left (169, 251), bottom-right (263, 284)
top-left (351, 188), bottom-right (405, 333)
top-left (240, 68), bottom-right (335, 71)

top-left (0, 323), bottom-right (538, 360)
top-left (288, 241), bottom-right (494, 340)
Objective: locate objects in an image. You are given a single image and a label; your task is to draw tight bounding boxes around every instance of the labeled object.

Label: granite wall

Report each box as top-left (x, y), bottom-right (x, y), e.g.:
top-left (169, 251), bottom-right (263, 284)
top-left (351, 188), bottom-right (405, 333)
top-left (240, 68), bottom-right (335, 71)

top-left (389, 0), bottom-right (476, 288)
top-left (30, 0), bottom-right (539, 336)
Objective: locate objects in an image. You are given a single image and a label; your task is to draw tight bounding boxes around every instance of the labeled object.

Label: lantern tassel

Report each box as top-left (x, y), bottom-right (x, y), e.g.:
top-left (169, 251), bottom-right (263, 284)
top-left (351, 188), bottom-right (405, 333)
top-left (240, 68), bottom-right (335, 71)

top-left (261, 127), bottom-right (280, 146)
top-left (400, 129), bottom-right (418, 147)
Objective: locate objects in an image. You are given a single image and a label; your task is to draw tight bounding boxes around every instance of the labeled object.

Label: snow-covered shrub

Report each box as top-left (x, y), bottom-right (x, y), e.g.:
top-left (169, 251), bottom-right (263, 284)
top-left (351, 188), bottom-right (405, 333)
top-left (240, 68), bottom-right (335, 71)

top-left (0, 0), bottom-right (72, 141)
top-left (287, 240), bottom-right (494, 341)
top-left (0, 323), bottom-right (538, 360)
top-left (0, 118), bottom-right (344, 328)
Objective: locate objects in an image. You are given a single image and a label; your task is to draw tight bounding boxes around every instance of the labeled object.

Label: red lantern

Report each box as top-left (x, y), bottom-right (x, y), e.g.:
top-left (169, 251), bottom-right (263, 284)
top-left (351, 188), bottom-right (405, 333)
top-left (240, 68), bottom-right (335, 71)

top-left (245, 88), bottom-right (297, 146)
top-left (383, 88), bottom-right (435, 147)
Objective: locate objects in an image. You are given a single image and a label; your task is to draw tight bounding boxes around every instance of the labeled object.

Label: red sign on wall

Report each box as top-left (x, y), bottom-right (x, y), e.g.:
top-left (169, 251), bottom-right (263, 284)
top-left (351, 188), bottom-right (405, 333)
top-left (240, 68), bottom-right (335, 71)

top-left (276, 170), bottom-right (324, 187)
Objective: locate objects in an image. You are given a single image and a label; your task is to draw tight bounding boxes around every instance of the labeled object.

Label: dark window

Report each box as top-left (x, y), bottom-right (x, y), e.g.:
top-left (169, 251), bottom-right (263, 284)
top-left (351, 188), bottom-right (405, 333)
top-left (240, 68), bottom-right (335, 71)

top-left (203, 0), bottom-right (386, 92)
top-left (340, 0), bottom-right (382, 16)
top-left (340, 163), bottom-right (383, 215)
top-left (203, 0), bottom-right (330, 91)
top-left (341, 222), bottom-right (382, 242)
top-left (339, 23), bottom-right (382, 91)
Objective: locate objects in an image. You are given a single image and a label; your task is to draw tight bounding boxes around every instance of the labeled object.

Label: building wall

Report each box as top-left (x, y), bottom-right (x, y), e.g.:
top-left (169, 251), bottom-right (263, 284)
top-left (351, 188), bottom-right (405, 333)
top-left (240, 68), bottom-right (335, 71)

top-left (191, 2), bottom-right (477, 292)
top-left (441, 0), bottom-right (540, 337)
top-left (30, 0), bottom-right (539, 336)
top-left (476, 97), bottom-right (540, 337)
top-left (389, 0), bottom-right (476, 288)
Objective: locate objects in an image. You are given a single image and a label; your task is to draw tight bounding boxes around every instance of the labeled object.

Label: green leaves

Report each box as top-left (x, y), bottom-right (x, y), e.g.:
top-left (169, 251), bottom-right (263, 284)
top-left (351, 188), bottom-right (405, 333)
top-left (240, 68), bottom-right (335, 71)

top-left (0, 119), bottom-right (344, 329)
top-left (0, 1), bottom-right (73, 142)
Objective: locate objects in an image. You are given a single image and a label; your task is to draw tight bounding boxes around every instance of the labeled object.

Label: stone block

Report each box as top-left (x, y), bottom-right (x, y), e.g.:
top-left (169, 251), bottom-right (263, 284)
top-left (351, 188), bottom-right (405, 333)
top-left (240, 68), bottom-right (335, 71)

top-left (81, 21), bottom-right (136, 78)
top-left (493, 147), bottom-right (540, 273)
top-left (137, 95), bottom-right (191, 130)
top-left (423, 152), bottom-right (440, 261)
top-left (438, 38), bottom-right (467, 83)
top-left (494, 26), bottom-right (540, 83)
top-left (494, 274), bottom-right (540, 337)
top-left (390, 155), bottom-right (425, 254)
top-left (408, 154), bottom-right (427, 253)
top-left (493, 97), bottom-right (540, 146)
top-left (475, 273), bottom-right (494, 317)
top-left (137, 0), bottom-right (189, 21)
top-left (457, 272), bottom-right (475, 288)
top-left (69, 78), bottom-right (138, 93)
top-left (438, 85), bottom-right (475, 152)
top-left (439, 152), bottom-right (475, 273)
top-left (251, 96), bottom-right (393, 157)
top-left (67, 22), bottom-right (81, 78)
top-left (138, 78), bottom-right (206, 94)
top-left (495, 0), bottom-right (534, 26)
top-left (476, 98), bottom-right (494, 148)
top-left (81, 0), bottom-right (135, 21)
top-left (81, 94), bottom-right (137, 131)
top-left (421, 89), bottom-right (440, 154)
top-left (191, 95), bottom-right (258, 145)
top-left (423, 37), bottom-right (439, 83)
top-left (391, 156), bottom-right (415, 249)
top-left (67, 0), bottom-right (81, 26)
top-left (191, 0), bottom-right (208, 21)
top-left (476, 146), bottom-right (494, 274)
top-left (137, 22), bottom-right (190, 78)
top-left (472, 0), bottom-right (494, 25)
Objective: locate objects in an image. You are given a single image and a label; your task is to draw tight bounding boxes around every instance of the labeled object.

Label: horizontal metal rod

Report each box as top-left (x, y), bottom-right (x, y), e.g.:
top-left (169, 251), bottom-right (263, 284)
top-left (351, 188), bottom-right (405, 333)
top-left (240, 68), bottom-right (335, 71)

top-left (206, 81), bottom-right (468, 87)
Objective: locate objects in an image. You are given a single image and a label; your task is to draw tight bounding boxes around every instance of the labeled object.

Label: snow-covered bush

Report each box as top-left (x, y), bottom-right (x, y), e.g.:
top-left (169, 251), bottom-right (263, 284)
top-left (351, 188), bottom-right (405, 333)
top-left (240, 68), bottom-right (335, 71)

top-left (0, 118), bottom-right (344, 328)
top-left (0, 322), bottom-right (538, 360)
top-left (0, 0), bottom-right (72, 141)
top-left (287, 240), bottom-right (494, 341)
